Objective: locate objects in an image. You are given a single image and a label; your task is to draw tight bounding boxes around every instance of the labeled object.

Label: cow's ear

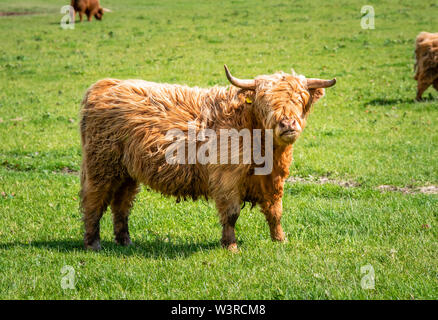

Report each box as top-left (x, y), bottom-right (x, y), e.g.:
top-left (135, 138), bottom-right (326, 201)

top-left (308, 88), bottom-right (325, 106)
top-left (304, 88), bottom-right (325, 114)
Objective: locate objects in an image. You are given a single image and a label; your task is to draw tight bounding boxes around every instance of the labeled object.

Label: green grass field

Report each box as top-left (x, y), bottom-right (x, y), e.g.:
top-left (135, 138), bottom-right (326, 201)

top-left (0, 0), bottom-right (437, 299)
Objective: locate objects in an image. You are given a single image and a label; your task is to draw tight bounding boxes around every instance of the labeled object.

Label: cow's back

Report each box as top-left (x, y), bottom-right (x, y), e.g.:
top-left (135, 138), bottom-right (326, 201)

top-left (71, 0), bottom-right (100, 12)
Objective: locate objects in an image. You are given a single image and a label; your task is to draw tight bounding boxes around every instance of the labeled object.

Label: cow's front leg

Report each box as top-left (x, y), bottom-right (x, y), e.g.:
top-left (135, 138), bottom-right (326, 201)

top-left (215, 197), bottom-right (241, 252)
top-left (261, 200), bottom-right (285, 242)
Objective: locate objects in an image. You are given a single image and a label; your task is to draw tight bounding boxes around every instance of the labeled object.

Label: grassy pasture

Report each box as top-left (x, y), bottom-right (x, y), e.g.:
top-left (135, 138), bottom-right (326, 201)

top-left (0, 0), bottom-right (437, 299)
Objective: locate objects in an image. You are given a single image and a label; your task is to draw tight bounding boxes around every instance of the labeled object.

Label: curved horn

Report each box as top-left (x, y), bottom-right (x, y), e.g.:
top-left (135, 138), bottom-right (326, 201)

top-left (306, 78), bottom-right (336, 89)
top-left (224, 65), bottom-right (256, 90)
top-left (102, 8), bottom-right (112, 12)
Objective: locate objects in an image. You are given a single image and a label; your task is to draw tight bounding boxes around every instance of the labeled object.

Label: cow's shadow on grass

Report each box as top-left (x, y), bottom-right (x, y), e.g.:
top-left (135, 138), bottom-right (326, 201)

top-left (0, 237), bottom-right (222, 259)
top-left (366, 98), bottom-right (413, 106)
top-left (366, 95), bottom-right (436, 106)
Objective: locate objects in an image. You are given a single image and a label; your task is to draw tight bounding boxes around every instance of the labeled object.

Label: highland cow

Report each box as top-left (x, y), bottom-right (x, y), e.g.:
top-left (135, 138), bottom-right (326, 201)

top-left (414, 32), bottom-right (438, 101)
top-left (79, 65), bottom-right (336, 251)
top-left (71, 0), bottom-right (109, 22)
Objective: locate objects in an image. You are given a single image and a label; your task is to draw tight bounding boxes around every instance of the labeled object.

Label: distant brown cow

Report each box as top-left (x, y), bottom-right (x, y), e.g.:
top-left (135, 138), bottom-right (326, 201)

top-left (414, 32), bottom-right (438, 101)
top-left (71, 0), bottom-right (108, 22)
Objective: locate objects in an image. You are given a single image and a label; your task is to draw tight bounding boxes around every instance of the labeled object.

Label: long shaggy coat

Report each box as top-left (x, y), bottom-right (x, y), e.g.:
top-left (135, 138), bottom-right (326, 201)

top-left (79, 68), bottom-right (332, 251)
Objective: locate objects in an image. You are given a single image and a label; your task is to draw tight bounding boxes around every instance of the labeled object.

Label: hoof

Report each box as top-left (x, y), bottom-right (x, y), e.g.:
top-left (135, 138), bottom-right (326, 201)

top-left (225, 243), bottom-right (239, 253)
top-left (271, 232), bottom-right (286, 242)
top-left (85, 239), bottom-right (101, 251)
top-left (115, 235), bottom-right (132, 246)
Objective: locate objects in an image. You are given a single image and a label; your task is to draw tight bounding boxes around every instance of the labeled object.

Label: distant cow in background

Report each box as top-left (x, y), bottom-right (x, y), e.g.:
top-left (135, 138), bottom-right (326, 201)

top-left (71, 0), bottom-right (110, 22)
top-left (414, 32), bottom-right (438, 101)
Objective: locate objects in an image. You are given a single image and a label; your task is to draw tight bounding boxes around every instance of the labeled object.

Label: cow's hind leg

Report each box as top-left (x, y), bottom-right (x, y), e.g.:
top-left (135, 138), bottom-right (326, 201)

top-left (110, 177), bottom-right (139, 246)
top-left (215, 196), bottom-right (241, 252)
top-left (80, 178), bottom-right (114, 251)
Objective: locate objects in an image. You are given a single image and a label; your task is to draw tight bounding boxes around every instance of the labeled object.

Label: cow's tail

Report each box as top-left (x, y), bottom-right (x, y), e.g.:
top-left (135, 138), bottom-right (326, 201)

top-left (79, 79), bottom-right (120, 205)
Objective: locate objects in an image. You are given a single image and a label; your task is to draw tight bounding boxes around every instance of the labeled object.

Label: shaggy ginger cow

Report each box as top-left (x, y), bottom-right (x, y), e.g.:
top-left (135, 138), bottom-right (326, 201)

top-left (80, 66), bottom-right (336, 251)
top-left (414, 32), bottom-right (438, 100)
